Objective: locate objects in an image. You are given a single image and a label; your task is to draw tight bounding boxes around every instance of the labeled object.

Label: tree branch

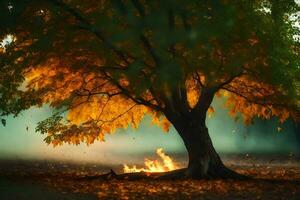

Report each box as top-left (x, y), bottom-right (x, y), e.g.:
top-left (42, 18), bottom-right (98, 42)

top-left (221, 86), bottom-right (295, 110)
top-left (102, 72), bottom-right (163, 111)
top-left (214, 71), bottom-right (245, 91)
top-left (50, 0), bottom-right (131, 65)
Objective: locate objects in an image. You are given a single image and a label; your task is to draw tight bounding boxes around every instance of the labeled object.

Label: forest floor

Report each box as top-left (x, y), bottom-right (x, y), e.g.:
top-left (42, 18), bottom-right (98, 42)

top-left (0, 154), bottom-right (300, 200)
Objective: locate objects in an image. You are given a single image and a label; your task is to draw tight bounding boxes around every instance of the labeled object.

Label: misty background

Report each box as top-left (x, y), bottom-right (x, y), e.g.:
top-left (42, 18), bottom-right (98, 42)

top-left (0, 0), bottom-right (300, 166)
top-left (0, 98), bottom-right (299, 165)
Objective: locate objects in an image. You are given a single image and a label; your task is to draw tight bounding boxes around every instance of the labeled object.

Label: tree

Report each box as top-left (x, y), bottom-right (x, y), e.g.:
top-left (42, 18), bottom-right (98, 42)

top-left (0, 0), bottom-right (299, 179)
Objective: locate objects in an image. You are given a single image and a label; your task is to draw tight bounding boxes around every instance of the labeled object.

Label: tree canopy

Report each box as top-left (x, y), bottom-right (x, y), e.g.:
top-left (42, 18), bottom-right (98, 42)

top-left (0, 0), bottom-right (299, 146)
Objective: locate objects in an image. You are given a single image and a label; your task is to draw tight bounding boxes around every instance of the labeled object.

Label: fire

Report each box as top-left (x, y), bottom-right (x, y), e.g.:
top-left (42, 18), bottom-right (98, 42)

top-left (123, 148), bottom-right (178, 173)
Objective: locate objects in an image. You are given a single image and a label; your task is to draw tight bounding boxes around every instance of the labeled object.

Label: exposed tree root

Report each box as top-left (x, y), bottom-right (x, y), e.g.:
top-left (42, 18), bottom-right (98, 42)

top-left (80, 167), bottom-right (250, 181)
top-left (206, 165), bottom-right (249, 180)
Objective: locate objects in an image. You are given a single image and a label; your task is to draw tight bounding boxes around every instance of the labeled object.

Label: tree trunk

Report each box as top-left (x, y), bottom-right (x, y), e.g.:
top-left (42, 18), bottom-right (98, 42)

top-left (172, 118), bottom-right (242, 179)
top-left (160, 88), bottom-right (246, 179)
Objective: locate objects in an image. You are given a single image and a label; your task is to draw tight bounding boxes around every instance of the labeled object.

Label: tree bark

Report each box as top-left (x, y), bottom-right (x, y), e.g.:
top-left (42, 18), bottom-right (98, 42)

top-left (171, 117), bottom-right (244, 179)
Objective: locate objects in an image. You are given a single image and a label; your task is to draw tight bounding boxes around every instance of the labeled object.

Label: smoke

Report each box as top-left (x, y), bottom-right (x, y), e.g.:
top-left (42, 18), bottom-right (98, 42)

top-left (0, 98), bottom-right (299, 165)
top-left (208, 99), bottom-right (300, 154)
top-left (0, 106), bottom-right (185, 164)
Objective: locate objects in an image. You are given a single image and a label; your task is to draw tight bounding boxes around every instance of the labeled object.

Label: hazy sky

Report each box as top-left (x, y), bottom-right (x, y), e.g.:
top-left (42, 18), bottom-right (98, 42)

top-left (0, 98), bottom-right (299, 165)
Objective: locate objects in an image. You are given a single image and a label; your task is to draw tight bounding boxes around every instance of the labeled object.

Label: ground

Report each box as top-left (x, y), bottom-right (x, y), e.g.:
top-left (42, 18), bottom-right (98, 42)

top-left (0, 154), bottom-right (299, 200)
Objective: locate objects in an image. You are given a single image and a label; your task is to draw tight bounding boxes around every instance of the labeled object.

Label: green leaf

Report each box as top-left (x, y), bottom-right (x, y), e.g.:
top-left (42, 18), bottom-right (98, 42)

top-left (1, 119), bottom-right (6, 127)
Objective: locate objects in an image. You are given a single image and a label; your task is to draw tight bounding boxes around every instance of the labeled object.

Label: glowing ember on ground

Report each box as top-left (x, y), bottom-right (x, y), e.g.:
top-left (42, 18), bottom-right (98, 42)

top-left (123, 148), bottom-right (179, 173)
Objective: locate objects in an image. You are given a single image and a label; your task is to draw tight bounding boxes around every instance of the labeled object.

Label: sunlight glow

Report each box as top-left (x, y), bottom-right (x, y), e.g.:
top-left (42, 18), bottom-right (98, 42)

top-left (0, 34), bottom-right (16, 52)
top-left (7, 2), bottom-right (13, 12)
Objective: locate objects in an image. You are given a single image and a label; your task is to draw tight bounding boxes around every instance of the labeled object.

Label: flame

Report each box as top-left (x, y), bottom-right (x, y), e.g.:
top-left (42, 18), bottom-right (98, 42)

top-left (123, 148), bottom-right (178, 173)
